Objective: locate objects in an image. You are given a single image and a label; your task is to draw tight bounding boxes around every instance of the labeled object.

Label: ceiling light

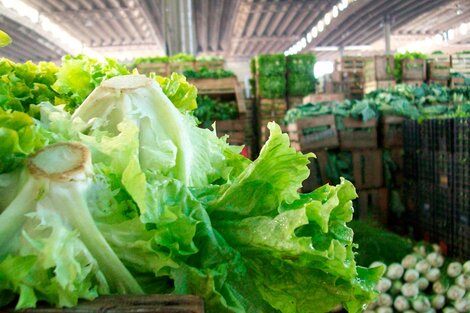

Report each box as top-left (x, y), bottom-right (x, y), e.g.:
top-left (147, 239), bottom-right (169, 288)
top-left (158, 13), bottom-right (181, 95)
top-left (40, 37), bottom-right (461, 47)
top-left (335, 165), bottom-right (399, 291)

top-left (332, 6), bottom-right (339, 17)
top-left (460, 22), bottom-right (468, 35)
top-left (448, 28), bottom-right (455, 41)
top-left (342, 0), bottom-right (349, 9)
top-left (313, 46), bottom-right (339, 51)
top-left (338, 2), bottom-right (344, 11)
top-left (318, 20), bottom-right (324, 32)
top-left (311, 26), bottom-right (318, 38)
top-left (306, 32), bottom-right (312, 43)
top-left (324, 13), bottom-right (331, 25)
top-left (434, 34), bottom-right (443, 44)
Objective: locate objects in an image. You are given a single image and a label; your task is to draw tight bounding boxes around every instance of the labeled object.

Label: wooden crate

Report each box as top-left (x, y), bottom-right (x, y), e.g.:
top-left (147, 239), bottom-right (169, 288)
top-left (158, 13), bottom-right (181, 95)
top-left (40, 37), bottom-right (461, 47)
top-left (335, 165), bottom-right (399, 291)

top-left (428, 79), bottom-right (449, 86)
top-left (3, 295), bottom-right (204, 313)
top-left (363, 80), bottom-right (395, 94)
top-left (194, 60), bottom-right (224, 71)
top-left (303, 150), bottom-right (329, 192)
top-left (189, 77), bottom-right (237, 94)
top-left (451, 53), bottom-right (470, 76)
top-left (402, 59), bottom-right (426, 81)
top-left (216, 116), bottom-right (246, 146)
top-left (402, 80), bottom-right (424, 87)
top-left (357, 188), bottom-right (389, 225)
top-left (135, 63), bottom-right (169, 76)
top-left (364, 55), bottom-right (395, 82)
top-left (287, 96), bottom-right (304, 108)
top-left (339, 118), bottom-right (378, 150)
top-left (257, 98), bottom-right (287, 116)
top-left (381, 115), bottom-right (405, 148)
top-left (169, 61), bottom-right (196, 73)
top-left (352, 149), bottom-right (383, 190)
top-left (427, 55), bottom-right (451, 81)
top-left (341, 56), bottom-right (365, 73)
top-left (288, 115), bottom-right (339, 152)
top-left (302, 93), bottom-right (345, 104)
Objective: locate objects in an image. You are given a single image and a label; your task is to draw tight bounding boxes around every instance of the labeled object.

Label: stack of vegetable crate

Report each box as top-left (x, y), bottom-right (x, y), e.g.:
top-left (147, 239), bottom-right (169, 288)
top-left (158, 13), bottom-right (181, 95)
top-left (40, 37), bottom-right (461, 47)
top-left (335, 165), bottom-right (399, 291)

top-left (363, 55), bottom-right (396, 94)
top-left (451, 52), bottom-right (470, 87)
top-left (403, 118), bottom-right (470, 259)
top-left (253, 54), bottom-right (288, 147)
top-left (339, 117), bottom-right (387, 225)
top-left (341, 56), bottom-right (365, 99)
top-left (189, 76), bottom-right (248, 147)
top-left (401, 58), bottom-right (426, 86)
top-left (427, 54), bottom-right (451, 86)
top-left (286, 54), bottom-right (316, 107)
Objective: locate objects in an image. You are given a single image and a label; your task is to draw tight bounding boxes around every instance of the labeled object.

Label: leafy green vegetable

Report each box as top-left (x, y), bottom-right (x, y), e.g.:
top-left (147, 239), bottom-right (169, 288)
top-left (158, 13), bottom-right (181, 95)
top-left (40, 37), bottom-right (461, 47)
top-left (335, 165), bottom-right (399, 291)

top-left (287, 73), bottom-right (316, 97)
top-left (0, 109), bottom-right (45, 173)
top-left (0, 30), bottom-right (11, 48)
top-left (183, 68), bottom-right (235, 79)
top-left (0, 59), bottom-right (59, 113)
top-left (258, 75), bottom-right (286, 99)
top-left (193, 96), bottom-right (238, 127)
top-left (393, 52), bottom-right (427, 82)
top-left (169, 53), bottom-right (196, 63)
top-left (0, 75), bottom-right (382, 312)
top-left (196, 56), bottom-right (224, 62)
top-left (133, 56), bottom-right (169, 65)
top-left (52, 54), bottom-right (129, 112)
top-left (256, 54), bottom-right (286, 76)
top-left (286, 54), bottom-right (316, 74)
top-left (153, 73), bottom-right (198, 112)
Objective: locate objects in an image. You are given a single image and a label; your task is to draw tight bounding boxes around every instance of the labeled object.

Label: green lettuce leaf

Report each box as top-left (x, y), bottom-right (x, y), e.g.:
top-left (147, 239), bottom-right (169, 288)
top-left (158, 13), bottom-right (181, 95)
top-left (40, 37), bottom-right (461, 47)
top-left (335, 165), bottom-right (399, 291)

top-left (0, 30), bottom-right (11, 48)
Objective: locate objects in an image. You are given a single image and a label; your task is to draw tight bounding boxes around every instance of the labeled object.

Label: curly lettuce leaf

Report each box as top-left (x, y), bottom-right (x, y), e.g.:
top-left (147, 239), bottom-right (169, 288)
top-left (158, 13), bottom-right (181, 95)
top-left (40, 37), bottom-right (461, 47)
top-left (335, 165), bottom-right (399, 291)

top-left (209, 122), bottom-right (314, 219)
top-left (154, 73), bottom-right (198, 112)
top-left (0, 108), bottom-right (45, 173)
top-left (0, 30), bottom-right (11, 48)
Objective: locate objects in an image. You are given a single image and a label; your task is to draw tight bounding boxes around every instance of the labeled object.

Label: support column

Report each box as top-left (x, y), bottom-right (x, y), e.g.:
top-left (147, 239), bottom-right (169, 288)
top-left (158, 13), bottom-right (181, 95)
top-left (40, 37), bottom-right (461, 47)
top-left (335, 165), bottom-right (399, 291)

top-left (162, 0), bottom-right (197, 56)
top-left (384, 14), bottom-right (391, 55)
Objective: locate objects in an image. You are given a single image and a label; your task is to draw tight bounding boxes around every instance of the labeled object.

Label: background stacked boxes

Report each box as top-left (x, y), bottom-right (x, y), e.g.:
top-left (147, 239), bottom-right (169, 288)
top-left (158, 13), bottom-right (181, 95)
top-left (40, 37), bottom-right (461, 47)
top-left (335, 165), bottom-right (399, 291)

top-left (286, 54), bottom-right (317, 107)
top-left (451, 51), bottom-right (470, 87)
top-left (427, 53), bottom-right (451, 86)
top-left (253, 54), bottom-right (288, 148)
top-left (363, 55), bottom-right (396, 94)
top-left (401, 58), bottom-right (426, 86)
top-left (341, 56), bottom-right (365, 99)
top-left (403, 117), bottom-right (470, 259)
top-left (252, 54), bottom-right (316, 149)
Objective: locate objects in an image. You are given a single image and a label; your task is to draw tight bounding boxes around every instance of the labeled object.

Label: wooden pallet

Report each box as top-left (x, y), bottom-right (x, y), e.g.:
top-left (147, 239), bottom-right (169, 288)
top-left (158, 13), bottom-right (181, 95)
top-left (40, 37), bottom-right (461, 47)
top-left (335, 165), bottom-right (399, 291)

top-left (402, 59), bottom-right (426, 81)
top-left (381, 115), bottom-right (405, 148)
top-left (357, 188), bottom-right (389, 225)
top-left (341, 56), bottom-right (365, 73)
top-left (194, 60), bottom-right (224, 71)
top-left (215, 115), bottom-right (246, 145)
top-left (339, 118), bottom-right (378, 150)
top-left (364, 55), bottom-right (395, 82)
top-left (2, 295), bottom-right (204, 313)
top-left (352, 149), bottom-right (384, 190)
top-left (302, 93), bottom-right (345, 104)
top-left (288, 115), bottom-right (339, 152)
top-left (363, 80), bottom-right (396, 94)
top-left (135, 63), bottom-right (169, 76)
top-left (169, 61), bottom-right (196, 73)
top-left (402, 80), bottom-right (424, 87)
top-left (427, 55), bottom-right (451, 81)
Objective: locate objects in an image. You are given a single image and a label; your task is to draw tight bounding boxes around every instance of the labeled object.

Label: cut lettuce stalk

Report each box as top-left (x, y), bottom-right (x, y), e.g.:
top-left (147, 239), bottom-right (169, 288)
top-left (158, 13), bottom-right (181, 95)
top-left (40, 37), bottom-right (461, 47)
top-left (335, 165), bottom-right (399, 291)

top-left (0, 142), bottom-right (143, 296)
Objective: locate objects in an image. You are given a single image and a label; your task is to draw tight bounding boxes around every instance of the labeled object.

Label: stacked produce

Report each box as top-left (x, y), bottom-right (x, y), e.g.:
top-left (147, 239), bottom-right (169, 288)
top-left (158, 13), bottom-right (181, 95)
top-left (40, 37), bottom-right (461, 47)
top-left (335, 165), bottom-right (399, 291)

top-left (394, 52), bottom-right (427, 83)
top-left (0, 56), bottom-right (382, 313)
top-left (286, 54), bottom-right (316, 97)
top-left (255, 54), bottom-right (287, 99)
top-left (366, 245), bottom-right (470, 313)
top-left (193, 95), bottom-right (238, 128)
top-left (183, 67), bottom-right (235, 79)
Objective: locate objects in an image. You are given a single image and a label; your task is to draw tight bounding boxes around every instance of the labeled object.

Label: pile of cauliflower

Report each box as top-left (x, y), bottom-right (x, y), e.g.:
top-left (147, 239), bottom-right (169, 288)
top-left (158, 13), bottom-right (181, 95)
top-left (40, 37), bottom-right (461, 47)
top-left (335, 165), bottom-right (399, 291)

top-left (365, 245), bottom-right (470, 313)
